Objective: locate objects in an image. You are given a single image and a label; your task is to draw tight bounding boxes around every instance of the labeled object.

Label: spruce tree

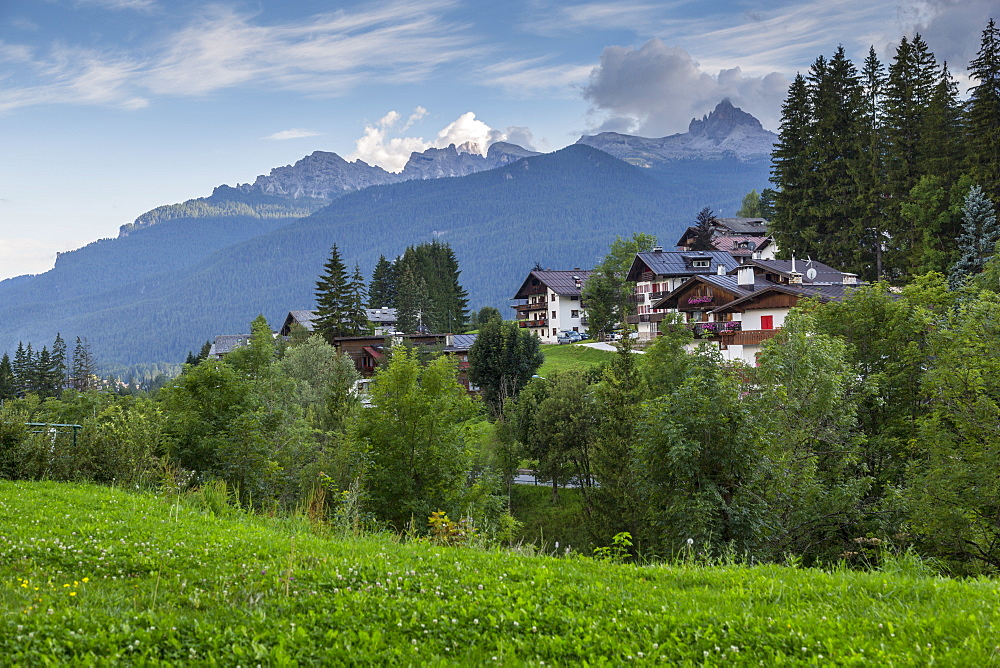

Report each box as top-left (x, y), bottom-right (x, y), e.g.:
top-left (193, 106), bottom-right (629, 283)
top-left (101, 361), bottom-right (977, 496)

top-left (72, 337), bottom-right (97, 391)
top-left (950, 185), bottom-right (1000, 288)
top-left (12, 342), bottom-right (29, 396)
top-left (314, 244), bottom-right (359, 342)
top-left (691, 207), bottom-right (718, 251)
top-left (395, 265), bottom-right (432, 334)
top-left (34, 346), bottom-right (59, 398)
top-left (0, 353), bottom-right (15, 401)
top-left (771, 73), bottom-right (815, 260)
top-left (854, 46), bottom-right (888, 279)
top-left (966, 18), bottom-right (1000, 203)
top-left (51, 333), bottom-right (67, 393)
top-left (367, 255), bottom-right (396, 308)
top-left (345, 264), bottom-right (371, 336)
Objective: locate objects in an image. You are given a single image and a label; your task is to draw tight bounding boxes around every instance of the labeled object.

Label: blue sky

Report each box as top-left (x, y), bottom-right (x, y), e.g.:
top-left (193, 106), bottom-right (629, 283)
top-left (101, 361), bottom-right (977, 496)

top-left (0, 0), bottom-right (994, 280)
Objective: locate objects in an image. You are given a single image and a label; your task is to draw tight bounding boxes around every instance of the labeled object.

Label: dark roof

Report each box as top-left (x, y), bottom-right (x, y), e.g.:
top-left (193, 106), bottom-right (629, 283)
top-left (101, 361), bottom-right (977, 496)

top-left (710, 283), bottom-right (856, 313)
top-left (735, 258), bottom-right (849, 284)
top-left (280, 310), bottom-right (317, 336)
top-left (512, 270), bottom-right (592, 299)
top-left (650, 274), bottom-right (762, 310)
top-left (366, 308), bottom-right (397, 324)
top-left (626, 250), bottom-right (740, 282)
top-left (209, 334), bottom-right (251, 357)
top-left (710, 235), bottom-right (774, 254)
top-left (443, 333), bottom-right (477, 352)
top-left (715, 217), bottom-right (769, 235)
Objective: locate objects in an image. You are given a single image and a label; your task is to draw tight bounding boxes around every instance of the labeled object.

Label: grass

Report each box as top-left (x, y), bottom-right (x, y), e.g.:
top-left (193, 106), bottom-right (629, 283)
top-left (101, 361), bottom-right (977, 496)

top-left (508, 484), bottom-right (592, 553)
top-left (4, 480), bottom-right (1000, 664)
top-left (537, 343), bottom-right (615, 377)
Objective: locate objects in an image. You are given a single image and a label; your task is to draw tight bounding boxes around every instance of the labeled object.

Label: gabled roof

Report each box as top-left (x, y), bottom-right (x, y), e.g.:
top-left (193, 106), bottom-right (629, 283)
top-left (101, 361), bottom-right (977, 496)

top-left (710, 283), bottom-right (855, 313)
top-left (735, 258), bottom-right (848, 284)
top-left (280, 310), bottom-right (317, 336)
top-left (366, 307), bottom-right (397, 324)
top-left (443, 333), bottom-right (477, 352)
top-left (650, 274), bottom-right (764, 310)
top-left (626, 250), bottom-right (740, 282)
top-left (715, 217), bottom-right (769, 235)
top-left (512, 270), bottom-right (592, 299)
top-left (710, 235), bottom-right (774, 254)
top-left (209, 334), bottom-right (251, 357)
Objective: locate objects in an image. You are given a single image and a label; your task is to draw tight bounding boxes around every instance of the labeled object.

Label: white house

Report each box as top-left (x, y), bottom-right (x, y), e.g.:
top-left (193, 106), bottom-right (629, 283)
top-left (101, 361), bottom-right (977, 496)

top-left (511, 269), bottom-right (591, 343)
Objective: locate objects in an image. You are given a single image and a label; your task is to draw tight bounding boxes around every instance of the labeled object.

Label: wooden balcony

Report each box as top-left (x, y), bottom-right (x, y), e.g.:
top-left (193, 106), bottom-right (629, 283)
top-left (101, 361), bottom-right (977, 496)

top-left (518, 318), bottom-right (548, 328)
top-left (720, 328), bottom-right (778, 346)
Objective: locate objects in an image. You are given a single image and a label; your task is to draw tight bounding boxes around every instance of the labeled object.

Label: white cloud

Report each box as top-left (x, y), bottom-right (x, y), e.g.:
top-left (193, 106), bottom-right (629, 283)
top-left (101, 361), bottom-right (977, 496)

top-left (266, 128), bottom-right (324, 141)
top-left (583, 39), bottom-right (790, 135)
top-left (74, 0), bottom-right (157, 10)
top-left (348, 109), bottom-right (512, 172)
top-left (0, 0), bottom-right (478, 111)
top-left (479, 58), bottom-right (594, 96)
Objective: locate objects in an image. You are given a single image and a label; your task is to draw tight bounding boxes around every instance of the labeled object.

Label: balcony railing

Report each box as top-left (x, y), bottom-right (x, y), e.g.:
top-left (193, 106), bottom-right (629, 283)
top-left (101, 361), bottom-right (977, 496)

top-left (627, 293), bottom-right (646, 304)
top-left (720, 328), bottom-right (777, 346)
top-left (518, 318), bottom-right (548, 328)
top-left (650, 291), bottom-right (668, 301)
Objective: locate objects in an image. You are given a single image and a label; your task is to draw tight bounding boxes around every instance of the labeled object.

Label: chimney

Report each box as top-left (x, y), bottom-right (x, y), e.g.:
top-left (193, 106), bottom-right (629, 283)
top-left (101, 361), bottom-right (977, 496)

top-left (717, 264), bottom-right (726, 275)
top-left (789, 271), bottom-right (803, 284)
top-left (737, 265), bottom-right (755, 289)
top-left (653, 246), bottom-right (663, 253)
top-left (573, 275), bottom-right (582, 289)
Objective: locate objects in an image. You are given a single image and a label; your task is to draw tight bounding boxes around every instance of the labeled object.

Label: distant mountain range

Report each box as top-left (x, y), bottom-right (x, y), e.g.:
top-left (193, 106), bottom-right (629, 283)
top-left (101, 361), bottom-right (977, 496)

top-left (0, 100), bottom-right (776, 367)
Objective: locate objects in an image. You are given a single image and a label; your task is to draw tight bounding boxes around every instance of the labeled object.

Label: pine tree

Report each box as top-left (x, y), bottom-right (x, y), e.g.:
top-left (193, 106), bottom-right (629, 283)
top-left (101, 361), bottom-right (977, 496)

top-left (395, 265), bottom-right (432, 334)
top-left (950, 185), bottom-right (1000, 288)
top-left (345, 264), bottom-right (371, 336)
top-left (34, 346), bottom-right (59, 398)
top-left (691, 207), bottom-right (718, 250)
top-left (314, 244), bottom-right (363, 342)
top-left (966, 18), bottom-right (1000, 203)
top-left (72, 337), bottom-right (97, 391)
top-left (367, 255), bottom-right (396, 308)
top-left (853, 46), bottom-right (888, 280)
top-left (12, 342), bottom-right (29, 397)
top-left (51, 332), bottom-right (67, 393)
top-left (771, 73), bottom-right (816, 260)
top-left (0, 353), bottom-right (15, 401)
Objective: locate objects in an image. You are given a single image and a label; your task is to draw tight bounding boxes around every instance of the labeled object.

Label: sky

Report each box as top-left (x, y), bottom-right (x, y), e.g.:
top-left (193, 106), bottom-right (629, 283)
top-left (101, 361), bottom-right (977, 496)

top-left (0, 0), bottom-right (995, 280)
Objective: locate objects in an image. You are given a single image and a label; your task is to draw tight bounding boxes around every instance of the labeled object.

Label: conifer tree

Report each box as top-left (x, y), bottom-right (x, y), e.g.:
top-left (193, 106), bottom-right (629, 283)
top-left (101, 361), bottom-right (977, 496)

top-left (314, 244), bottom-right (364, 342)
top-left (0, 353), bottom-right (15, 401)
top-left (12, 342), bottom-right (29, 396)
top-left (395, 265), bottom-right (432, 334)
top-left (691, 207), bottom-right (718, 251)
top-left (72, 337), bottom-right (97, 391)
top-left (345, 264), bottom-right (371, 336)
top-left (51, 333), bottom-right (67, 393)
top-left (966, 18), bottom-right (1000, 203)
top-left (771, 73), bottom-right (815, 260)
top-left (367, 255), bottom-right (396, 308)
top-left (854, 46), bottom-right (888, 279)
top-left (34, 346), bottom-right (59, 398)
top-left (950, 185), bottom-right (1000, 288)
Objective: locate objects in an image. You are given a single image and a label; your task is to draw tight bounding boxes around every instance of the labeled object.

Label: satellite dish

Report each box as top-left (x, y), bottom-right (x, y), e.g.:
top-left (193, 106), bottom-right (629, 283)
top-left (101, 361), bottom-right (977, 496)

top-left (806, 267), bottom-right (818, 281)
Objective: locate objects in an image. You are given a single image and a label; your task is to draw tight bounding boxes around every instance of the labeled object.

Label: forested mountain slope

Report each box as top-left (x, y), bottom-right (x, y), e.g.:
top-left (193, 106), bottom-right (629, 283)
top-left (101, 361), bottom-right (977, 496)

top-left (0, 145), bottom-right (768, 365)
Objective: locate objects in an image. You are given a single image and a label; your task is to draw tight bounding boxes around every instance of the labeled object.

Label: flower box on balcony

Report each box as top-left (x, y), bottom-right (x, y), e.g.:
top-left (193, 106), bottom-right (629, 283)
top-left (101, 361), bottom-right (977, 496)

top-left (687, 295), bottom-right (714, 305)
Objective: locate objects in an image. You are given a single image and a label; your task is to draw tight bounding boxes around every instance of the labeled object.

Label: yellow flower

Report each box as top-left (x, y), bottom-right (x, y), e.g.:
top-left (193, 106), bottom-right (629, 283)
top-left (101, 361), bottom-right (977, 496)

top-left (70, 592), bottom-right (77, 596)
top-left (82, 578), bottom-right (90, 583)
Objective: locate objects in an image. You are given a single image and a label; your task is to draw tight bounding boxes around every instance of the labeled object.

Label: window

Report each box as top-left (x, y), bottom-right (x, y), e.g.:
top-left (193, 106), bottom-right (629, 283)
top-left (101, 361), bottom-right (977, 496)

top-left (761, 315), bottom-right (774, 330)
top-left (551, 293), bottom-right (557, 301)
top-left (552, 328), bottom-right (558, 336)
top-left (571, 310), bottom-right (579, 318)
top-left (692, 259), bottom-right (710, 268)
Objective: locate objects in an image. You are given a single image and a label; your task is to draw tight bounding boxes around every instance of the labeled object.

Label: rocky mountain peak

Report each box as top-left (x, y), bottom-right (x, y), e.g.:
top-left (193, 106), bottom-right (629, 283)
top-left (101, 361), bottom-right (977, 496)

top-left (687, 98), bottom-right (763, 140)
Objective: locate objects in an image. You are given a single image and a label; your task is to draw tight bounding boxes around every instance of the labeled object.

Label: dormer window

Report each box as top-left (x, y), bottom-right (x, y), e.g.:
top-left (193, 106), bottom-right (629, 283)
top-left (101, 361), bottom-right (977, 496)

top-left (692, 259), bottom-right (710, 268)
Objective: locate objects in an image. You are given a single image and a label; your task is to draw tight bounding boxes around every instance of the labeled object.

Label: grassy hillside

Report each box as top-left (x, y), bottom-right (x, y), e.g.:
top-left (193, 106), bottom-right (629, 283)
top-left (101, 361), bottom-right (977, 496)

top-left (2, 480), bottom-right (999, 664)
top-left (537, 343), bottom-right (615, 377)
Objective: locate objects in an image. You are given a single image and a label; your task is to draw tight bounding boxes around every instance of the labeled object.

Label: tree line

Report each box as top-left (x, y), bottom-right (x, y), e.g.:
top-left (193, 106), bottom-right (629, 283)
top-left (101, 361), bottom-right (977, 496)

top-left (769, 18), bottom-right (1000, 283)
top-left (0, 334), bottom-right (98, 400)
top-left (313, 239), bottom-right (471, 340)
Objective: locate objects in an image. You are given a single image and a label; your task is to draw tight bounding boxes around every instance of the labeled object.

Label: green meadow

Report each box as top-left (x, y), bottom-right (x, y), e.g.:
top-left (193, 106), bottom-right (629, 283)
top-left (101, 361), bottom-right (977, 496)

top-left (537, 343), bottom-right (615, 377)
top-left (3, 480), bottom-right (999, 665)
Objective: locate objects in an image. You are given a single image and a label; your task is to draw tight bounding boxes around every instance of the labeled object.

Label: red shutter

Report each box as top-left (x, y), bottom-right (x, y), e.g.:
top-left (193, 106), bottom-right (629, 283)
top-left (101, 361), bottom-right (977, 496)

top-left (761, 315), bottom-right (773, 330)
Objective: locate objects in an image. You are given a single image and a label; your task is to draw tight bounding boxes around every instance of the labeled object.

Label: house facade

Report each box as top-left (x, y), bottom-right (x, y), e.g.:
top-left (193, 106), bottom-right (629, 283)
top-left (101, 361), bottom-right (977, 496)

top-left (624, 249), bottom-right (740, 341)
top-left (651, 258), bottom-right (859, 364)
top-left (511, 270), bottom-right (591, 343)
